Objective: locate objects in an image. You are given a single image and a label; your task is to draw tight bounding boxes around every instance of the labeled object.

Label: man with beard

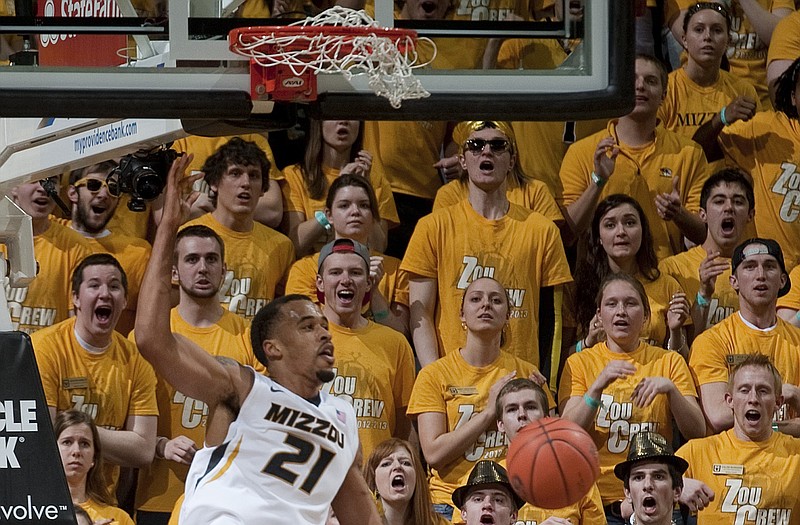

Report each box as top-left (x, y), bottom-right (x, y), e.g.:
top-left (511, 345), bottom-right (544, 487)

top-left (68, 161), bottom-right (152, 335)
top-left (7, 177), bottom-right (93, 333)
top-left (133, 225), bottom-right (266, 525)
top-left (613, 431), bottom-right (688, 525)
top-left (315, 238), bottom-right (415, 460)
top-left (136, 154), bottom-right (380, 525)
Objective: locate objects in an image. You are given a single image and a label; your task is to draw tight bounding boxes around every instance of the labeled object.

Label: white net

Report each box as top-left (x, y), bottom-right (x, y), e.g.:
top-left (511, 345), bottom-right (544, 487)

top-left (230, 6), bottom-right (434, 108)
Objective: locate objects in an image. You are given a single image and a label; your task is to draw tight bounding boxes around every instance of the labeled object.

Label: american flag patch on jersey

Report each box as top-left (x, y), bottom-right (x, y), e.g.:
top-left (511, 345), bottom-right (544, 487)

top-left (336, 409), bottom-right (347, 424)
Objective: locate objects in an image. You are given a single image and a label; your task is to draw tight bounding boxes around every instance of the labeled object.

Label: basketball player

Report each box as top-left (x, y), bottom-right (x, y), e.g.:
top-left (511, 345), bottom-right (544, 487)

top-left (494, 378), bottom-right (604, 524)
top-left (135, 154), bottom-right (382, 525)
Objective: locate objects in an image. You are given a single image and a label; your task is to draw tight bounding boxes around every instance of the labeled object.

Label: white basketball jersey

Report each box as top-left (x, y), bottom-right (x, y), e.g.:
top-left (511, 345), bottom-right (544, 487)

top-left (179, 373), bottom-right (359, 524)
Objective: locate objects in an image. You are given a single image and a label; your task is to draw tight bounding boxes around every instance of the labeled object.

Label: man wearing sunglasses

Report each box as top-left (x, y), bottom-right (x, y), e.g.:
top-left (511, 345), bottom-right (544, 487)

top-left (402, 121), bottom-right (572, 393)
top-left (6, 177), bottom-right (93, 334)
top-left (560, 54), bottom-right (709, 259)
top-left (67, 161), bottom-right (152, 335)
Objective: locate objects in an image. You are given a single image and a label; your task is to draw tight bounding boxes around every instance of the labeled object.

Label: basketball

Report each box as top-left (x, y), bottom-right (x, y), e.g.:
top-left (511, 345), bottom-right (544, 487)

top-left (507, 417), bottom-right (600, 509)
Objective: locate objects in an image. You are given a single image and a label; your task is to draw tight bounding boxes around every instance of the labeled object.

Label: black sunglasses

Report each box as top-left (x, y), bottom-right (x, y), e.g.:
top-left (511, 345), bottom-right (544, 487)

top-left (464, 138), bottom-right (511, 154)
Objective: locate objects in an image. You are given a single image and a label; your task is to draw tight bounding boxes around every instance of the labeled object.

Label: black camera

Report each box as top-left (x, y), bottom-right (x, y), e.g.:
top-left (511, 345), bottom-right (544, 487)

top-left (107, 147), bottom-right (182, 212)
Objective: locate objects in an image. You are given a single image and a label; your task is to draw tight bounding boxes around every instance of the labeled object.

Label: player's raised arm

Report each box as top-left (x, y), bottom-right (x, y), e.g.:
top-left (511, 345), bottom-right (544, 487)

top-left (135, 154), bottom-right (247, 406)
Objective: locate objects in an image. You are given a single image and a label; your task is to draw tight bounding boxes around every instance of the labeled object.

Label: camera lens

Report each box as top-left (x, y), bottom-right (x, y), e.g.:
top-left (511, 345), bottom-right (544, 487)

top-left (133, 170), bottom-right (164, 201)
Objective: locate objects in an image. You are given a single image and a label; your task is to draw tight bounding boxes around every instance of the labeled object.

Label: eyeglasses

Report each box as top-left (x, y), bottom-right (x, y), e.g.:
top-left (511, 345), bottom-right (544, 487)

top-left (464, 138), bottom-right (511, 154)
top-left (73, 177), bottom-right (111, 194)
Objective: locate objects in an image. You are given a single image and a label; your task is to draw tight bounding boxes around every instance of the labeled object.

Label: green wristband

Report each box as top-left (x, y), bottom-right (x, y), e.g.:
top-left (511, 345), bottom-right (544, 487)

top-left (696, 292), bottom-right (710, 308)
top-left (583, 393), bottom-right (601, 410)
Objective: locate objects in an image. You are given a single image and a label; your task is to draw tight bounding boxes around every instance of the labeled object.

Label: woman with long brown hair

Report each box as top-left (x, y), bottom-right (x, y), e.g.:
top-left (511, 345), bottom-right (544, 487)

top-left (55, 409), bottom-right (133, 525)
top-left (281, 119), bottom-right (398, 256)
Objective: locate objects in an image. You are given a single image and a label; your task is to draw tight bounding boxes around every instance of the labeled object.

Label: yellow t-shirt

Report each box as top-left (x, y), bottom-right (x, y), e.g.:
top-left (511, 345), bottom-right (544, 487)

top-left (433, 178), bottom-right (563, 224)
top-left (5, 221), bottom-right (93, 334)
top-left (504, 472), bottom-right (605, 525)
top-left (560, 120), bottom-right (709, 259)
top-left (362, 120), bottom-right (448, 200)
top-left (767, 11), bottom-right (800, 65)
top-left (106, 196), bottom-right (151, 240)
top-left (677, 429), bottom-right (800, 524)
top-left (450, 0), bottom-right (530, 65)
top-left (640, 272), bottom-right (685, 347)
top-left (689, 313), bottom-right (800, 422)
top-left (324, 321), bottom-right (415, 459)
top-left (280, 163), bottom-right (399, 225)
top-left (660, 245), bottom-right (739, 330)
top-left (31, 316), bottom-right (158, 495)
top-left (401, 200), bottom-right (573, 368)
top-left (81, 498), bottom-right (134, 525)
top-left (778, 265), bottom-right (800, 311)
top-left (665, 0), bottom-right (796, 108)
top-left (718, 111), bottom-right (800, 269)
top-left (285, 248), bottom-right (409, 308)
top-left (659, 67), bottom-right (761, 139)
top-left (134, 308), bottom-right (265, 513)
top-left (558, 341), bottom-right (697, 504)
top-left (407, 350), bottom-right (544, 507)
top-left (172, 133), bottom-right (283, 181)
top-left (182, 213), bottom-right (295, 319)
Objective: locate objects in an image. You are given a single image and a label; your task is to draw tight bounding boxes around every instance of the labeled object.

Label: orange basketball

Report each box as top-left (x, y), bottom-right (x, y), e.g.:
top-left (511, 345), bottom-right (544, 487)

top-left (507, 417), bottom-right (600, 509)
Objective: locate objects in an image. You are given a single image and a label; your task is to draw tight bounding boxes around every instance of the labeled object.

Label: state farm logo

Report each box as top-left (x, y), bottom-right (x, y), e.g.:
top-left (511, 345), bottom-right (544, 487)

top-left (282, 77), bottom-right (305, 88)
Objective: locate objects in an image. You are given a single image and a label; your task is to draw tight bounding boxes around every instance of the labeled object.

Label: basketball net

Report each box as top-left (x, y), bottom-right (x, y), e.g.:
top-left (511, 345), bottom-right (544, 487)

top-left (229, 7), bottom-right (435, 108)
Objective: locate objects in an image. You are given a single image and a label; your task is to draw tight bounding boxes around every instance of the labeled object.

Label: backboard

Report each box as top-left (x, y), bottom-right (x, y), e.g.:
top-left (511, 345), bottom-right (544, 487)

top-left (0, 0), bottom-right (635, 122)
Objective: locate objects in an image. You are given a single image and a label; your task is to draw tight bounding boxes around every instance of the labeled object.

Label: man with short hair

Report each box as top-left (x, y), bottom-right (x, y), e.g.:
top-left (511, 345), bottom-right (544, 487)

top-left (660, 168), bottom-right (755, 336)
top-left (613, 431), bottom-right (689, 525)
top-left (677, 355), bottom-right (800, 523)
top-left (182, 137), bottom-right (295, 320)
top-left (452, 460), bottom-right (526, 525)
top-left (67, 161), bottom-right (152, 335)
top-left (560, 54), bottom-right (709, 257)
top-left (316, 238), bottom-right (415, 460)
top-left (689, 238), bottom-right (800, 435)
top-left (495, 378), bottom-right (604, 524)
top-left (135, 154), bottom-right (381, 525)
top-left (133, 224), bottom-right (266, 525)
top-left (32, 253), bottom-right (158, 497)
top-left (7, 177), bottom-right (93, 333)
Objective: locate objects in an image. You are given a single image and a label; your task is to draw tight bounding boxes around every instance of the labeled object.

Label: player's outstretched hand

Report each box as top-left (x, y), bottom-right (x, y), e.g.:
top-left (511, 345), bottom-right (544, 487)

top-left (162, 154), bottom-right (202, 227)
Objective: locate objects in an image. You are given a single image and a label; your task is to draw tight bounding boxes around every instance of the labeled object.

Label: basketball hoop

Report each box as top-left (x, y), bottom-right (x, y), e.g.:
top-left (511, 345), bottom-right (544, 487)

top-left (229, 7), bottom-right (434, 108)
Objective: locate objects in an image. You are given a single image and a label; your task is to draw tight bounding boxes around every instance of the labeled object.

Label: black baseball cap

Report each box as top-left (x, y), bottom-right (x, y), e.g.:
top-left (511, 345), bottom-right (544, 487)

top-left (731, 238), bottom-right (791, 297)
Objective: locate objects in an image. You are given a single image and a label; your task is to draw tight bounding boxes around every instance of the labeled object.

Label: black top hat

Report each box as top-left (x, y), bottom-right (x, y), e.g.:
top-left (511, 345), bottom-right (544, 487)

top-left (452, 460), bottom-right (526, 511)
top-left (731, 238), bottom-right (792, 297)
top-left (614, 431), bottom-right (689, 481)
